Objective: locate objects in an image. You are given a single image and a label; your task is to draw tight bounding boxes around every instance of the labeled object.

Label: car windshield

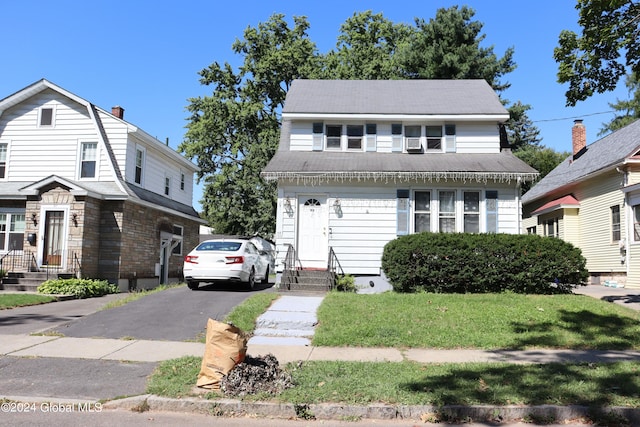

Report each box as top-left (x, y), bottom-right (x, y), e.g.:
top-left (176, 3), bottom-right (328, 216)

top-left (196, 241), bottom-right (242, 252)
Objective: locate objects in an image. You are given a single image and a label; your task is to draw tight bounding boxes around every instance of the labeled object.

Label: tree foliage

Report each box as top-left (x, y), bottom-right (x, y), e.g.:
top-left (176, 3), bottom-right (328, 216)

top-left (554, 0), bottom-right (640, 106)
top-left (515, 145), bottom-right (570, 194)
top-left (180, 15), bottom-right (317, 236)
top-left (600, 72), bottom-right (640, 135)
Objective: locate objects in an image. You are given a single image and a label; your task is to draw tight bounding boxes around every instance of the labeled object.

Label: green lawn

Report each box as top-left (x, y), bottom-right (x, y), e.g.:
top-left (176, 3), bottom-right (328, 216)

top-left (147, 291), bottom-right (640, 411)
top-left (0, 293), bottom-right (56, 309)
top-left (314, 291), bottom-right (640, 350)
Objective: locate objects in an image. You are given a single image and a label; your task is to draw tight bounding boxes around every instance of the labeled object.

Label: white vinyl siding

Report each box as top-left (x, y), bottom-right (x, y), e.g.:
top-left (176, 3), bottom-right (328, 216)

top-left (287, 121), bottom-right (501, 154)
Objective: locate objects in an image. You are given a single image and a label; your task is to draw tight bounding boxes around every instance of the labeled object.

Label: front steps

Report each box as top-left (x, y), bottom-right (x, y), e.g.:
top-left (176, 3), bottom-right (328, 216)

top-left (281, 268), bottom-right (335, 292)
top-left (1, 271), bottom-right (73, 292)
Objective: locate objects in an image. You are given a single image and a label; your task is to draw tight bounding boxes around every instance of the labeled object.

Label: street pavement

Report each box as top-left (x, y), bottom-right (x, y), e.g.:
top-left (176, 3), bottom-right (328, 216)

top-left (1, 283), bottom-right (640, 425)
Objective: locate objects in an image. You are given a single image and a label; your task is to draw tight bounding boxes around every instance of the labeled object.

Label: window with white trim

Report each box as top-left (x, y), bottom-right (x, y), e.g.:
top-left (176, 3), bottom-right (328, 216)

top-left (326, 125), bottom-right (341, 149)
top-left (0, 212), bottom-right (25, 251)
top-left (38, 106), bottom-right (54, 127)
top-left (611, 205), bottom-right (621, 242)
top-left (414, 191), bottom-right (431, 232)
top-left (634, 205), bottom-right (640, 242)
top-left (405, 125), bottom-right (421, 150)
top-left (0, 142), bottom-right (7, 179)
top-left (164, 176), bottom-right (171, 196)
top-left (346, 125), bottom-right (363, 150)
top-left (486, 190), bottom-right (498, 233)
top-left (438, 190), bottom-right (456, 233)
top-left (426, 126), bottom-right (443, 150)
top-left (463, 191), bottom-right (480, 233)
top-left (135, 148), bottom-right (144, 185)
top-left (544, 217), bottom-right (558, 238)
top-left (80, 142), bottom-right (97, 178)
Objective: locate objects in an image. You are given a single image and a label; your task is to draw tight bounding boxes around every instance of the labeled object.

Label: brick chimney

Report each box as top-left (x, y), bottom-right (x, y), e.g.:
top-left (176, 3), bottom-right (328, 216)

top-left (111, 106), bottom-right (125, 119)
top-left (572, 119), bottom-right (586, 158)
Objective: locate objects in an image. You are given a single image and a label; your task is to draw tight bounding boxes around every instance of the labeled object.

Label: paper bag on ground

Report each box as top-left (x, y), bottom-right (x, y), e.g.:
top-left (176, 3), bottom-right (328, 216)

top-left (196, 318), bottom-right (247, 389)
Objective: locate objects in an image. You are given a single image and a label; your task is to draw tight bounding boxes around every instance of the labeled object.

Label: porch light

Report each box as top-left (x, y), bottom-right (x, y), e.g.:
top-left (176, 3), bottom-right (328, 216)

top-left (71, 212), bottom-right (79, 227)
top-left (333, 198), bottom-right (343, 217)
top-left (31, 212), bottom-right (37, 226)
top-left (283, 197), bottom-right (294, 216)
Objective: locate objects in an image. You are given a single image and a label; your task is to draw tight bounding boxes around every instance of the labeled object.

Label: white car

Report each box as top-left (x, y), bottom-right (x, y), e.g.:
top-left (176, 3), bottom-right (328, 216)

top-left (183, 238), bottom-right (270, 291)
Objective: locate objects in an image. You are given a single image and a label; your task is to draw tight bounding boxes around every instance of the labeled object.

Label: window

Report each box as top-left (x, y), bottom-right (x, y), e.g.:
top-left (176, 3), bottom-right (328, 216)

top-left (172, 225), bottom-right (183, 255)
top-left (426, 126), bottom-right (442, 150)
top-left (80, 142), bottom-right (97, 178)
top-left (414, 191), bottom-right (431, 232)
top-left (312, 122), bottom-right (324, 151)
top-left (527, 226), bottom-right (537, 235)
top-left (39, 107), bottom-right (54, 127)
top-left (0, 142), bottom-right (7, 179)
top-left (634, 206), bottom-right (640, 242)
top-left (312, 122), bottom-right (323, 134)
top-left (611, 205), bottom-right (621, 241)
top-left (391, 124), bottom-right (402, 135)
top-left (135, 148), bottom-right (144, 184)
top-left (544, 217), bottom-right (558, 238)
top-left (180, 173), bottom-right (185, 191)
top-left (366, 124), bottom-right (377, 135)
top-left (463, 191), bottom-right (480, 233)
top-left (346, 125), bottom-right (363, 150)
top-left (486, 190), bottom-right (498, 233)
top-left (164, 176), bottom-right (171, 196)
top-left (0, 212), bottom-right (25, 251)
top-left (405, 125), bottom-right (421, 150)
top-left (445, 124), bottom-right (456, 152)
top-left (439, 190), bottom-right (456, 232)
top-left (326, 125), bottom-right (341, 149)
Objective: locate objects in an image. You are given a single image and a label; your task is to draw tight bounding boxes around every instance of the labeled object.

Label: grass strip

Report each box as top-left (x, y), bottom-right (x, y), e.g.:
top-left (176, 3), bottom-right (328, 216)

top-left (314, 292), bottom-right (640, 350)
top-left (147, 356), bottom-right (640, 407)
top-left (224, 292), bottom-right (279, 333)
top-left (0, 293), bottom-right (56, 309)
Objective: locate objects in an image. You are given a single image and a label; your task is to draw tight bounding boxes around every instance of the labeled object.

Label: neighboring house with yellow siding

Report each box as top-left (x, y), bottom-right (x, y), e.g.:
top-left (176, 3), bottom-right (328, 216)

top-left (522, 119), bottom-right (640, 288)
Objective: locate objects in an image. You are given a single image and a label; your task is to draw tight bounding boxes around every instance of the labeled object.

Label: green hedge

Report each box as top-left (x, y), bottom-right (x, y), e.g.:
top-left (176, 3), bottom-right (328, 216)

top-left (381, 233), bottom-right (589, 294)
top-left (37, 278), bottom-right (119, 299)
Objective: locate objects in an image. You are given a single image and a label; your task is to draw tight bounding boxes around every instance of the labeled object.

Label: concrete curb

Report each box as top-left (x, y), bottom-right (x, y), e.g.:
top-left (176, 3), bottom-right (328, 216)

top-left (101, 394), bottom-right (640, 424)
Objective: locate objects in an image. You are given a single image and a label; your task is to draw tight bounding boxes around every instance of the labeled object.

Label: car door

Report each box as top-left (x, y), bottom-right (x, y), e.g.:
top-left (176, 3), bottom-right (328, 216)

top-left (246, 242), bottom-right (266, 278)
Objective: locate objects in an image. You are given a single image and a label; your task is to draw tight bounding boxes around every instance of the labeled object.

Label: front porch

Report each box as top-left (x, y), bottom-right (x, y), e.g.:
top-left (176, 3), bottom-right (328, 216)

top-left (0, 249), bottom-right (81, 291)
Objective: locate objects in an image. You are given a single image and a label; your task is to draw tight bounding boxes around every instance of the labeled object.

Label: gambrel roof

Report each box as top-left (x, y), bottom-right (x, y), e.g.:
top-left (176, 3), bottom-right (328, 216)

top-left (522, 119), bottom-right (640, 204)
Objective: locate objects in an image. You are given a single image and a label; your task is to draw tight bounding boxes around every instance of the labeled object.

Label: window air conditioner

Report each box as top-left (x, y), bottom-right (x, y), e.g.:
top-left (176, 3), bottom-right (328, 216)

top-left (406, 137), bottom-right (421, 151)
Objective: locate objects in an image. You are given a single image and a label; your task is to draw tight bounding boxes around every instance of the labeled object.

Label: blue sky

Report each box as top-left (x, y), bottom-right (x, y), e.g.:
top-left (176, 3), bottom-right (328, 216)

top-left (1, 1), bottom-right (630, 210)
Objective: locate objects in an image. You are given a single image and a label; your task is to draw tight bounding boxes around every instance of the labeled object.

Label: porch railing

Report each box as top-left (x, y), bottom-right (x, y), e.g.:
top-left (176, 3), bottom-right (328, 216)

top-left (327, 246), bottom-right (344, 289)
top-left (0, 249), bottom-right (81, 279)
top-left (281, 243), bottom-right (302, 290)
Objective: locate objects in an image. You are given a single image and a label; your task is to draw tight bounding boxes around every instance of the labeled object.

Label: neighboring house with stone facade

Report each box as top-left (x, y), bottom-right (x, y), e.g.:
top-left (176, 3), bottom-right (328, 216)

top-left (0, 79), bottom-right (204, 290)
top-left (522, 119), bottom-right (640, 289)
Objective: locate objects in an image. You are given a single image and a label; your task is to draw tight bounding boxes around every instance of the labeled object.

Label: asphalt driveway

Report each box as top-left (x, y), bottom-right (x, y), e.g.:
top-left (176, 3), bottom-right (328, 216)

top-left (46, 282), bottom-right (275, 341)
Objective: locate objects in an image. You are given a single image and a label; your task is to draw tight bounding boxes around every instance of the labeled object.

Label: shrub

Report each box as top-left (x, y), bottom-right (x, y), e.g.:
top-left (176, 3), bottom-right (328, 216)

top-left (334, 274), bottom-right (357, 292)
top-left (381, 232), bottom-right (588, 294)
top-left (37, 278), bottom-right (119, 298)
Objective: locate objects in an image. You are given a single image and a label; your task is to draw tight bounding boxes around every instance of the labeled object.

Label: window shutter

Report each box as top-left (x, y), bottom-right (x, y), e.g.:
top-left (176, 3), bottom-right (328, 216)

top-left (312, 135), bottom-right (323, 151)
top-left (397, 189), bottom-right (410, 236)
top-left (366, 136), bottom-right (377, 151)
top-left (392, 136), bottom-right (402, 152)
top-left (486, 191), bottom-right (498, 233)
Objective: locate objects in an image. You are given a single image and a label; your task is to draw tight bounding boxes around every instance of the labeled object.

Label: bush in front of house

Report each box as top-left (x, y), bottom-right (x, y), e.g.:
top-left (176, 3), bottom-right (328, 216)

top-left (381, 232), bottom-right (589, 294)
top-left (37, 278), bottom-right (119, 298)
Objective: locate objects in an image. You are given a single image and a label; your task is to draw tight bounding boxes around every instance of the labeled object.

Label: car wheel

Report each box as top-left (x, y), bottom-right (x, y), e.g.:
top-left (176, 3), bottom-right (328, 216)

top-left (187, 281), bottom-right (199, 290)
top-left (261, 266), bottom-right (269, 285)
top-left (246, 267), bottom-right (255, 291)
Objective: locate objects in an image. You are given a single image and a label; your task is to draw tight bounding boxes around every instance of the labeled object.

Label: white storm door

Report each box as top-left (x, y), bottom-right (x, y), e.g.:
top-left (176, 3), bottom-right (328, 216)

top-left (297, 196), bottom-right (328, 268)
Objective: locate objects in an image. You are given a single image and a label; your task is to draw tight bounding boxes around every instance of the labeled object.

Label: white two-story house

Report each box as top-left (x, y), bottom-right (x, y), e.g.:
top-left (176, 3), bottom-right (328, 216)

top-left (262, 79), bottom-right (538, 285)
top-left (0, 79), bottom-right (204, 290)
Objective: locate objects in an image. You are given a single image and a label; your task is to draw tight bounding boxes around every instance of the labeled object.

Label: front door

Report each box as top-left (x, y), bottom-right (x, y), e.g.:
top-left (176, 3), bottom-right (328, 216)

top-left (43, 210), bottom-right (65, 266)
top-left (297, 196), bottom-right (328, 268)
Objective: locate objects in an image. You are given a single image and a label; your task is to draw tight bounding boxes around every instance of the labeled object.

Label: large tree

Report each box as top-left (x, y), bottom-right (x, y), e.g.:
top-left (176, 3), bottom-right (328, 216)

top-left (554, 0), bottom-right (640, 106)
top-left (599, 71), bottom-right (640, 135)
top-left (180, 15), bottom-right (317, 236)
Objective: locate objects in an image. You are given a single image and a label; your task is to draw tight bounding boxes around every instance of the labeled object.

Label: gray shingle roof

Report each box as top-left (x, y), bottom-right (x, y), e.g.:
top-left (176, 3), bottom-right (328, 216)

top-left (262, 150), bottom-right (538, 179)
top-left (521, 119), bottom-right (640, 204)
top-left (282, 79), bottom-right (509, 116)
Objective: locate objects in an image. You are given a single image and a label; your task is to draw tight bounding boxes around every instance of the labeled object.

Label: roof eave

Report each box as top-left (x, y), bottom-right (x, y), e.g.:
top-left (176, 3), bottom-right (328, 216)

top-left (282, 113), bottom-right (510, 122)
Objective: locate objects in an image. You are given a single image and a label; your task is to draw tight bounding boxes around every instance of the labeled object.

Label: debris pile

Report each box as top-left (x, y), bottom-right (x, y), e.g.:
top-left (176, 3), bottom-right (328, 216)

top-left (220, 354), bottom-right (293, 397)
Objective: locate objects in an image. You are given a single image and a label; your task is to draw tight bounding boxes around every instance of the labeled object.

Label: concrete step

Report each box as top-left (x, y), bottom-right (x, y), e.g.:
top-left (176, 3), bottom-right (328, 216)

top-left (253, 328), bottom-right (315, 338)
top-left (247, 335), bottom-right (311, 346)
top-left (255, 311), bottom-right (317, 331)
top-left (0, 283), bottom-right (40, 292)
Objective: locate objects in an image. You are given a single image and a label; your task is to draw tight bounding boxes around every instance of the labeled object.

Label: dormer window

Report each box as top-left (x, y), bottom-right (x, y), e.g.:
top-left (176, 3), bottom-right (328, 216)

top-left (38, 107), bottom-right (54, 127)
top-left (80, 142), bottom-right (97, 178)
top-left (326, 125), bottom-right (341, 150)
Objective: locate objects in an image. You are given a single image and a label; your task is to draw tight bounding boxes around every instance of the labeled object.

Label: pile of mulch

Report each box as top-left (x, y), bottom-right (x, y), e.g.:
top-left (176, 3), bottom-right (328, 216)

top-left (220, 354), bottom-right (293, 397)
